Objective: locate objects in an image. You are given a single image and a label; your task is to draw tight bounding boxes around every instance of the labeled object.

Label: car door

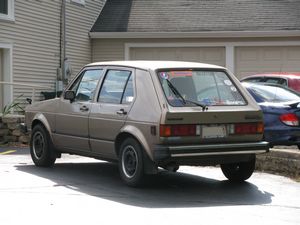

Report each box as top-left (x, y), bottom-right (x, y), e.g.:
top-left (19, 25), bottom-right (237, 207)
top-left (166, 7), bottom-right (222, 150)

top-left (53, 68), bottom-right (104, 153)
top-left (89, 67), bottom-right (135, 158)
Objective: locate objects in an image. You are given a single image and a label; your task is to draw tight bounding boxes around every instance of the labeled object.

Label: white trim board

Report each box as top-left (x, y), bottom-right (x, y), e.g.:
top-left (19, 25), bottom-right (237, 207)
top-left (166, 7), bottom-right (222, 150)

top-left (125, 41), bottom-right (300, 74)
top-left (90, 30), bottom-right (300, 39)
top-left (0, 0), bottom-right (15, 22)
top-left (0, 43), bottom-right (13, 107)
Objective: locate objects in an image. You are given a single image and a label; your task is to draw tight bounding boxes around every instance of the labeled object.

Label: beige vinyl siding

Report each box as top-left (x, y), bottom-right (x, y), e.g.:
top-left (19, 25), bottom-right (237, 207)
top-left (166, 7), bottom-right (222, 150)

top-left (66, 1), bottom-right (105, 78)
top-left (0, 1), bottom-right (60, 102)
top-left (92, 39), bottom-right (126, 62)
top-left (0, 0), bottom-right (104, 104)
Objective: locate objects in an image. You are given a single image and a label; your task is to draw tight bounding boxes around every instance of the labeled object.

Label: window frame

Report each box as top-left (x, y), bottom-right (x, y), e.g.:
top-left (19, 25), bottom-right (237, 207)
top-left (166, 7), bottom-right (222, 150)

top-left (0, 0), bottom-right (15, 22)
top-left (97, 67), bottom-right (135, 105)
top-left (66, 67), bottom-right (104, 102)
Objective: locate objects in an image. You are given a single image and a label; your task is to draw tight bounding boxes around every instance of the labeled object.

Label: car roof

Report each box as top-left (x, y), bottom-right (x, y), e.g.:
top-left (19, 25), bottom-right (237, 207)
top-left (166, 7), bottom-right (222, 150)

top-left (242, 81), bottom-right (299, 92)
top-left (242, 73), bottom-right (300, 80)
top-left (87, 60), bottom-right (225, 71)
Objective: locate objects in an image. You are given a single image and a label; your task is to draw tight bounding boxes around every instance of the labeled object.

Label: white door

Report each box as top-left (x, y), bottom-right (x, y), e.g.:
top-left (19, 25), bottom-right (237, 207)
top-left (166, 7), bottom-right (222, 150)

top-left (235, 46), bottom-right (300, 79)
top-left (130, 47), bottom-right (226, 67)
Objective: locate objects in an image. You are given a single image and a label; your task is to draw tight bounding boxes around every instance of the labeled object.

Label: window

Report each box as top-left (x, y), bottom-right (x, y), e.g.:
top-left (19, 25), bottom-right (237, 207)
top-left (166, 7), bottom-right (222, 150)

top-left (99, 70), bottom-right (132, 104)
top-left (122, 76), bottom-right (134, 104)
top-left (0, 0), bottom-right (14, 21)
top-left (71, 0), bottom-right (85, 6)
top-left (249, 85), bottom-right (300, 103)
top-left (71, 69), bottom-right (103, 102)
top-left (264, 78), bottom-right (288, 87)
top-left (0, 0), bottom-right (8, 14)
top-left (158, 70), bottom-right (246, 106)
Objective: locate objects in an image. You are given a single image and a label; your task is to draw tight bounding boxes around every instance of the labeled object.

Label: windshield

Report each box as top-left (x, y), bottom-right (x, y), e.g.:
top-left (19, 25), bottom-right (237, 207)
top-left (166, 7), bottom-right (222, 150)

top-left (157, 70), bottom-right (246, 107)
top-left (246, 84), bottom-right (300, 103)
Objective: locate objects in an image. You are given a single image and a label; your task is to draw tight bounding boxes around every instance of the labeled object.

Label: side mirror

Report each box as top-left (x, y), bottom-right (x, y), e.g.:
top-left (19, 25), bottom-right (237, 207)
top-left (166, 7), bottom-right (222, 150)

top-left (64, 90), bottom-right (76, 102)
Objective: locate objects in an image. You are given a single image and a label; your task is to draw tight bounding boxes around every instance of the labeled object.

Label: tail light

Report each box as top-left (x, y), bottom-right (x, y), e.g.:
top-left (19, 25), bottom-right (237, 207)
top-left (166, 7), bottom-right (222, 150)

top-left (160, 124), bottom-right (198, 137)
top-left (280, 113), bottom-right (299, 126)
top-left (229, 122), bottom-right (264, 135)
top-left (160, 122), bottom-right (263, 137)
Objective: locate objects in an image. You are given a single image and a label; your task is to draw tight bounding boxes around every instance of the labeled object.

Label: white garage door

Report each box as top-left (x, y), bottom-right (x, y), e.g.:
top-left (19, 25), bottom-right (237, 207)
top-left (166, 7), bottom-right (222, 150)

top-left (129, 47), bottom-right (226, 67)
top-left (236, 46), bottom-right (300, 79)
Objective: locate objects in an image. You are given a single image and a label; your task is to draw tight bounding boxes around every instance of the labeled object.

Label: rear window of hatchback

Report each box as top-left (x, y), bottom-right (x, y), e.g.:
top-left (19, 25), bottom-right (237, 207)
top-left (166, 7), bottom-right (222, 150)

top-left (157, 70), bottom-right (246, 107)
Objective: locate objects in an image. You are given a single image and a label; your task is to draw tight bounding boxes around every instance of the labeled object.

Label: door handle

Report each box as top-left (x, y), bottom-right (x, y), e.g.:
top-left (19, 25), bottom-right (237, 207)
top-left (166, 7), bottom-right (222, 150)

top-left (80, 105), bottom-right (89, 112)
top-left (116, 109), bottom-right (127, 115)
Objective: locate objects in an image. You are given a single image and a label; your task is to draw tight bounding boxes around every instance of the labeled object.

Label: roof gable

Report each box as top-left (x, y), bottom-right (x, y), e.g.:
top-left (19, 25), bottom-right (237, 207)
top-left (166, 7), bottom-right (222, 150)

top-left (91, 0), bottom-right (300, 33)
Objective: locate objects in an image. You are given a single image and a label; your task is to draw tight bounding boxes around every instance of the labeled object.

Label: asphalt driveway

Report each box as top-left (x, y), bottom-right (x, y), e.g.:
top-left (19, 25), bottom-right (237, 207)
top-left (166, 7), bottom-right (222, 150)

top-left (0, 147), bottom-right (299, 225)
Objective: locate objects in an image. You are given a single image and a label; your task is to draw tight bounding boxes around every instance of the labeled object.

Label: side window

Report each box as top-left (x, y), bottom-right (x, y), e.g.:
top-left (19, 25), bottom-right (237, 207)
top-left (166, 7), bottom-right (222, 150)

top-left (243, 78), bottom-right (263, 83)
top-left (71, 69), bottom-right (103, 102)
top-left (265, 78), bottom-right (281, 85)
top-left (98, 70), bottom-right (132, 104)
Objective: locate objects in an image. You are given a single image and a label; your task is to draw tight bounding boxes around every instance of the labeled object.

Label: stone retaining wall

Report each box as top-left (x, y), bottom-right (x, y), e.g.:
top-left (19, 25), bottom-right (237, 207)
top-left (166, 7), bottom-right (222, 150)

top-left (0, 115), bottom-right (29, 145)
top-left (256, 149), bottom-right (300, 178)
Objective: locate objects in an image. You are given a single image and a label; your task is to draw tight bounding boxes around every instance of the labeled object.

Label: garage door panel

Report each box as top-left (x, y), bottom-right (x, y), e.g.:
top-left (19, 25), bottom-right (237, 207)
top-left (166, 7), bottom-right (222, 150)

top-left (236, 46), bottom-right (300, 79)
top-left (130, 47), bottom-right (225, 67)
top-left (287, 47), bottom-right (300, 60)
top-left (263, 49), bottom-right (282, 60)
top-left (204, 49), bottom-right (224, 61)
top-left (239, 48), bottom-right (259, 61)
top-left (130, 48), bottom-right (155, 60)
top-left (180, 48), bottom-right (201, 62)
top-left (157, 48), bottom-right (178, 60)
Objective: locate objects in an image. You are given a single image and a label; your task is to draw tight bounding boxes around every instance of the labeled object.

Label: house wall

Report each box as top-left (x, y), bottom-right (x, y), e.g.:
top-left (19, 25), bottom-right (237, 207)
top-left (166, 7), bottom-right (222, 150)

top-left (0, 0), bottom-right (104, 105)
top-left (92, 37), bottom-right (300, 78)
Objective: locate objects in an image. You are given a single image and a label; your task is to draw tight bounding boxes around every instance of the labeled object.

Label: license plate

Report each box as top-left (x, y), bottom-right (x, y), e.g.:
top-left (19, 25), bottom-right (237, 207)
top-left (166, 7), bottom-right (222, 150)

top-left (202, 125), bottom-right (226, 138)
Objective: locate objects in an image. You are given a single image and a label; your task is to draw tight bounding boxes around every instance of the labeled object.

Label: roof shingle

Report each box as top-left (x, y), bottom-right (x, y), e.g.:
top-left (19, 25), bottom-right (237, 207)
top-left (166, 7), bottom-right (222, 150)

top-left (90, 0), bottom-right (300, 33)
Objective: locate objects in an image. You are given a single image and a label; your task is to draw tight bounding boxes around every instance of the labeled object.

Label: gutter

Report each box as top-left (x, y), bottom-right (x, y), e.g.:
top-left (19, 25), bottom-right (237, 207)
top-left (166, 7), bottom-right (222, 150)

top-left (89, 30), bottom-right (300, 39)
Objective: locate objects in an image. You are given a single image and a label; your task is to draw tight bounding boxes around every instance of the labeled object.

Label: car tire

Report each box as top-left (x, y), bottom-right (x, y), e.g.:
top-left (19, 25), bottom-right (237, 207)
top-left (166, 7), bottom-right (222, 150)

top-left (30, 124), bottom-right (56, 167)
top-left (118, 138), bottom-right (145, 187)
top-left (220, 156), bottom-right (256, 182)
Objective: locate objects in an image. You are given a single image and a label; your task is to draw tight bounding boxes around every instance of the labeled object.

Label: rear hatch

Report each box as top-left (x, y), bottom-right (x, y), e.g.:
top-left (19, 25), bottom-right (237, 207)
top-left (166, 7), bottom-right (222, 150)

top-left (156, 69), bottom-right (264, 145)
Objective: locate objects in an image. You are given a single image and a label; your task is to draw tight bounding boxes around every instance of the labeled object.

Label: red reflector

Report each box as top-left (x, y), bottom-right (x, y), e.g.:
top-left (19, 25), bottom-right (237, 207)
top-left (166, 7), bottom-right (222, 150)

top-left (234, 123), bottom-right (263, 134)
top-left (280, 113), bottom-right (299, 126)
top-left (160, 124), bottom-right (196, 137)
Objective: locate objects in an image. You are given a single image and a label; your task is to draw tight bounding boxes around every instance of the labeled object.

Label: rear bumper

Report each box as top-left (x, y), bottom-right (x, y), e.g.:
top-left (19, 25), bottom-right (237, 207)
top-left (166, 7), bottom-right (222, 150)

top-left (265, 128), bottom-right (300, 146)
top-left (153, 141), bottom-right (269, 162)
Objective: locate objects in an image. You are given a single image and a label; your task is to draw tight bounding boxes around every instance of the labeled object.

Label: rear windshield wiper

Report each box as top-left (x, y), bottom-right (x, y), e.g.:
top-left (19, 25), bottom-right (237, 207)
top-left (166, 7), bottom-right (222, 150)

top-left (185, 99), bottom-right (208, 111)
top-left (166, 79), bottom-right (208, 111)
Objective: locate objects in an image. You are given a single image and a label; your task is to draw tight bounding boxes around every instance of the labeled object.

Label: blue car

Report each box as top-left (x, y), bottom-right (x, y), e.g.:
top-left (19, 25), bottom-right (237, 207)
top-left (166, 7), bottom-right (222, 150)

top-left (242, 82), bottom-right (300, 149)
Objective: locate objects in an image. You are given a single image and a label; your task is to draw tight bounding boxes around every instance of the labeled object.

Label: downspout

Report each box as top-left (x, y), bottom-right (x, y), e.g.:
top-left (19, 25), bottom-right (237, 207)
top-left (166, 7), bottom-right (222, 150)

top-left (61, 0), bottom-right (66, 85)
top-left (57, 0), bottom-right (66, 95)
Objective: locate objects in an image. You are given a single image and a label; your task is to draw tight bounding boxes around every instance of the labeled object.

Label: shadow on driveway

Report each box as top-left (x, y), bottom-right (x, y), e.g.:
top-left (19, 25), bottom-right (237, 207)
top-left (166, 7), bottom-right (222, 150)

top-left (16, 162), bottom-right (273, 208)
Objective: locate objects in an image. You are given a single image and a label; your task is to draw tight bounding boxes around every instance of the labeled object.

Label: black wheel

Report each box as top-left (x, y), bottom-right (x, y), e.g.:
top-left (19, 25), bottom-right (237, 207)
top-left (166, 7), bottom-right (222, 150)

top-left (220, 156), bottom-right (256, 182)
top-left (30, 124), bottom-right (56, 167)
top-left (297, 145), bottom-right (300, 150)
top-left (118, 138), bottom-right (145, 187)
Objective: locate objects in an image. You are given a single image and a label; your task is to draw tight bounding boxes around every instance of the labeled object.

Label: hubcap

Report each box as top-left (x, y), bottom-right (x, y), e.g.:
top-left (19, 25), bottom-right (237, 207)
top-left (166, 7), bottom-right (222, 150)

top-left (32, 131), bottom-right (45, 159)
top-left (122, 145), bottom-right (138, 178)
